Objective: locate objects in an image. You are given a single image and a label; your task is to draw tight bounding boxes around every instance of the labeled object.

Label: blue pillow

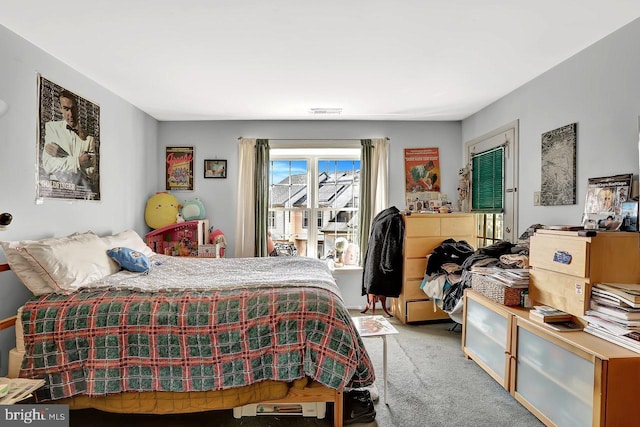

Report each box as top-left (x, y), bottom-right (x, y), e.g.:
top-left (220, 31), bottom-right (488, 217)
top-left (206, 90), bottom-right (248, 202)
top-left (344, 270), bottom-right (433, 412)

top-left (107, 247), bottom-right (151, 273)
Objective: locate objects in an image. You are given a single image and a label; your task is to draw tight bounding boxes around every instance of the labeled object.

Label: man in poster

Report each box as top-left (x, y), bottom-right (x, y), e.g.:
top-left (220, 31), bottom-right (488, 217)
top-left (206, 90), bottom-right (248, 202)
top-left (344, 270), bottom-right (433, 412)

top-left (41, 90), bottom-right (96, 188)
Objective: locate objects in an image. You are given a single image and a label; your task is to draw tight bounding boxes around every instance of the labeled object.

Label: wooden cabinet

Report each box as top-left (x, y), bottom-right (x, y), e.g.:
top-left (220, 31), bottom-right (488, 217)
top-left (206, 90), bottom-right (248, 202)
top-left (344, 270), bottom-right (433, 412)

top-left (529, 230), bottom-right (640, 316)
top-left (463, 289), bottom-right (640, 427)
top-left (391, 213), bottom-right (475, 324)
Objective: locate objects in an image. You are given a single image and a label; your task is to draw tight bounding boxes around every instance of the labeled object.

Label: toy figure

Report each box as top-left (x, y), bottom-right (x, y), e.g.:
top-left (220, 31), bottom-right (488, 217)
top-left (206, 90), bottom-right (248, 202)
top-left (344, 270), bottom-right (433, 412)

top-left (457, 167), bottom-right (470, 212)
top-left (209, 228), bottom-right (227, 257)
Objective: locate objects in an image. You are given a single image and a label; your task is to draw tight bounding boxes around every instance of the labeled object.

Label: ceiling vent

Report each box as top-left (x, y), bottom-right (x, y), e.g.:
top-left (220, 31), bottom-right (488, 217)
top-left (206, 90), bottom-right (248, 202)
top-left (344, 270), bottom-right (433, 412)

top-left (308, 107), bottom-right (343, 115)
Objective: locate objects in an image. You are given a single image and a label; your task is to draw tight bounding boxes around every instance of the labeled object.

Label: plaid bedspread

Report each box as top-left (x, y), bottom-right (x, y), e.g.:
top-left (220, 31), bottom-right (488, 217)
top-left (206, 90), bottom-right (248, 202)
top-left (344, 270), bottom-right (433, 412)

top-left (19, 259), bottom-right (375, 400)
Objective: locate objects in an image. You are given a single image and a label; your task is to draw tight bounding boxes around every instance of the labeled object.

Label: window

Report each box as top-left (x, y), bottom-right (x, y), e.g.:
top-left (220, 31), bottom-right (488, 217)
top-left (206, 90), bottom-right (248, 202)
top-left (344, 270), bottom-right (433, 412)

top-left (472, 147), bottom-right (504, 247)
top-left (268, 211), bottom-right (275, 228)
top-left (268, 148), bottom-right (360, 260)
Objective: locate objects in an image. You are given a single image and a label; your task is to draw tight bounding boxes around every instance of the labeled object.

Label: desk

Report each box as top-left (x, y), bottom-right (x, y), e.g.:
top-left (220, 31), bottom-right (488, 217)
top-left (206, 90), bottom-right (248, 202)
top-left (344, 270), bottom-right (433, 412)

top-left (351, 315), bottom-right (399, 405)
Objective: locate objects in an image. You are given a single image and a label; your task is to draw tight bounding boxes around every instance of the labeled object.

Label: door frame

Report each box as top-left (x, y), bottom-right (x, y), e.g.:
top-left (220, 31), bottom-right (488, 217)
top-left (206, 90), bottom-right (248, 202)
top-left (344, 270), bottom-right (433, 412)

top-left (465, 120), bottom-right (519, 243)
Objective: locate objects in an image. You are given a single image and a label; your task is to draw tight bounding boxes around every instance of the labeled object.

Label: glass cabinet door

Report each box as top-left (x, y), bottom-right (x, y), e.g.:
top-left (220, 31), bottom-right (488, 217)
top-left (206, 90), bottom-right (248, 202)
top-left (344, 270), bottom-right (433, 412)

top-left (464, 295), bottom-right (510, 386)
top-left (515, 324), bottom-right (594, 427)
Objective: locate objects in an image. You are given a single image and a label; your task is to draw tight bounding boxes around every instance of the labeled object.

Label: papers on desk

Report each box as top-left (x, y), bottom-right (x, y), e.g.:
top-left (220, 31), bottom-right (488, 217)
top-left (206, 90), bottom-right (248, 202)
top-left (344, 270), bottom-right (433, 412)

top-left (352, 315), bottom-right (399, 337)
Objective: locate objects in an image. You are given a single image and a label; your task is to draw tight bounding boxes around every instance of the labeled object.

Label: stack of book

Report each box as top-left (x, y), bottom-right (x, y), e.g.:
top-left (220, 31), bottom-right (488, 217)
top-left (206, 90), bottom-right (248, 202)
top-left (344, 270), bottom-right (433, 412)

top-left (528, 305), bottom-right (582, 331)
top-left (584, 283), bottom-right (640, 353)
top-left (529, 305), bottom-right (572, 323)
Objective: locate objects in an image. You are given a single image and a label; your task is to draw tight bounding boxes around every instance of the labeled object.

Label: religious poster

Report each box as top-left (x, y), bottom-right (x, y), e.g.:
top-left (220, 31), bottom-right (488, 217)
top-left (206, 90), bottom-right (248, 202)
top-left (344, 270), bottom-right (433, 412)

top-left (36, 74), bottom-right (101, 201)
top-left (165, 146), bottom-right (194, 191)
top-left (404, 147), bottom-right (441, 211)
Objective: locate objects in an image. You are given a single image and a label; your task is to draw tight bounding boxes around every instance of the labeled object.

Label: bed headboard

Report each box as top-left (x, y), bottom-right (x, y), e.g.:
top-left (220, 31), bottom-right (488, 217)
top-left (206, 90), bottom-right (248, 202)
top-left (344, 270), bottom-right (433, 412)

top-left (0, 262), bottom-right (17, 330)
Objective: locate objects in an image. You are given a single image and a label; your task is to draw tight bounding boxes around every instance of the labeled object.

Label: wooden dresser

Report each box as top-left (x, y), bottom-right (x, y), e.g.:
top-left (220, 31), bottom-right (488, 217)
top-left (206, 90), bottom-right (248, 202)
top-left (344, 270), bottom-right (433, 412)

top-left (529, 229), bottom-right (640, 316)
top-left (391, 213), bottom-right (476, 324)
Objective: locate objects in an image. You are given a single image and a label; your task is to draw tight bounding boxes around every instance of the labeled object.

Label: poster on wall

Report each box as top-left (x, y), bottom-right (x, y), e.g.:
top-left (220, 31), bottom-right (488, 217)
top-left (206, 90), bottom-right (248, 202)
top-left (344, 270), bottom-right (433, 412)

top-left (540, 123), bottom-right (576, 206)
top-left (36, 74), bottom-right (101, 201)
top-left (404, 147), bottom-right (441, 211)
top-left (165, 146), bottom-right (194, 191)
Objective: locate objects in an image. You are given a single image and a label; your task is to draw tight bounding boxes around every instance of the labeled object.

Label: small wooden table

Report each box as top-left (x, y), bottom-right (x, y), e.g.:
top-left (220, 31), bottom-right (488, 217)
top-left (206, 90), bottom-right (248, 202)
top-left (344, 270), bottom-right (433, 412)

top-left (351, 315), bottom-right (399, 405)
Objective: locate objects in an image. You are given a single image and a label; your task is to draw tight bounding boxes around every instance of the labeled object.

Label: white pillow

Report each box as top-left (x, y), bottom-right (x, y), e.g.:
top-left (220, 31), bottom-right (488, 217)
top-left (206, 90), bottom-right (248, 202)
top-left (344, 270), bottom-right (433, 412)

top-left (101, 229), bottom-right (154, 257)
top-left (0, 240), bottom-right (55, 296)
top-left (18, 232), bottom-right (118, 294)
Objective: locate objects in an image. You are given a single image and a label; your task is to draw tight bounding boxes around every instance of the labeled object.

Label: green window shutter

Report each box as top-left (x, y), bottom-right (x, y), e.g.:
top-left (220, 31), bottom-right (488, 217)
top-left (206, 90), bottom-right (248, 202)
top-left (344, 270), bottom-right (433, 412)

top-left (471, 147), bottom-right (504, 212)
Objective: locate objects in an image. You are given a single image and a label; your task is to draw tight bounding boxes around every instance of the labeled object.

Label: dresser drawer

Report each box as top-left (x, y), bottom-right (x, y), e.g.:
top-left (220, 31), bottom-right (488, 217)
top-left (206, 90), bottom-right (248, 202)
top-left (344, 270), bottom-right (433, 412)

top-left (404, 237), bottom-right (446, 258)
top-left (441, 216), bottom-right (475, 237)
top-left (529, 234), bottom-right (589, 277)
top-left (529, 269), bottom-right (590, 317)
top-left (405, 217), bottom-right (441, 237)
top-left (403, 279), bottom-right (426, 301)
top-left (406, 300), bottom-right (449, 322)
top-left (404, 258), bottom-right (427, 280)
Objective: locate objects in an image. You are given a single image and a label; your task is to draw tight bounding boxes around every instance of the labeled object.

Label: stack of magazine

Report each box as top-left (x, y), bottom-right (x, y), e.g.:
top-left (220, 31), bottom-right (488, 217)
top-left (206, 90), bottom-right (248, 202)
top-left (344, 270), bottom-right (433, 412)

top-left (584, 282), bottom-right (640, 353)
top-left (469, 266), bottom-right (529, 288)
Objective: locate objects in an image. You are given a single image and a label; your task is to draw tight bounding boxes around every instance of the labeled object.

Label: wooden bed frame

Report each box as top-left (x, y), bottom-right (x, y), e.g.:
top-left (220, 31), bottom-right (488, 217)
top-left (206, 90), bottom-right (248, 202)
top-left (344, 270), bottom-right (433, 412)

top-left (0, 262), bottom-right (344, 426)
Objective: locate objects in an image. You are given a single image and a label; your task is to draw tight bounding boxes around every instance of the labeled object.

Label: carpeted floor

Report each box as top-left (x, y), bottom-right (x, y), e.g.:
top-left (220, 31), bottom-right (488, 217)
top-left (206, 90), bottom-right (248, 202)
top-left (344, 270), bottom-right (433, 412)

top-left (68, 312), bottom-right (543, 426)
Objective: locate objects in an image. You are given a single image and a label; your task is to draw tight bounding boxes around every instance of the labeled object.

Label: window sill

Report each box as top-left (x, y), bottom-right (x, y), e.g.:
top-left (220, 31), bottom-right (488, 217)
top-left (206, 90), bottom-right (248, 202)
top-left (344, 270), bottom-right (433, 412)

top-left (331, 265), bottom-right (363, 273)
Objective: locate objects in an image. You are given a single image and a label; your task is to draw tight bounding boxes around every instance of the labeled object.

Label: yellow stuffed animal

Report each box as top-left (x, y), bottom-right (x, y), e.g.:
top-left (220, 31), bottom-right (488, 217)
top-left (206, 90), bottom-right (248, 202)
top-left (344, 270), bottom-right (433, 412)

top-left (145, 192), bottom-right (180, 229)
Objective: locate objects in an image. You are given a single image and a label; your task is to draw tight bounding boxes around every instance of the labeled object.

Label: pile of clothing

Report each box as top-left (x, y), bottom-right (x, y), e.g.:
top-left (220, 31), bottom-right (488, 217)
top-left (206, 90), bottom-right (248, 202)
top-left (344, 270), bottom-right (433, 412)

top-left (421, 233), bottom-right (533, 323)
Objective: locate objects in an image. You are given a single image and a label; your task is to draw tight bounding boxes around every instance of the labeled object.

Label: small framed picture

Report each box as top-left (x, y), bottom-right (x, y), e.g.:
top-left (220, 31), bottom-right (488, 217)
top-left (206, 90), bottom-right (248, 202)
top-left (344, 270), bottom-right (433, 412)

top-left (204, 159), bottom-right (227, 179)
top-left (621, 201), bottom-right (638, 232)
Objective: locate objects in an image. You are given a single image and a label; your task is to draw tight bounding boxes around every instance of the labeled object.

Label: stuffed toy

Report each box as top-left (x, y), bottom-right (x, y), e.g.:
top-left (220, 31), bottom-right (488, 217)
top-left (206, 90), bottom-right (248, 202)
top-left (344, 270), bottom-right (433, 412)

top-left (181, 198), bottom-right (206, 221)
top-left (145, 192), bottom-right (180, 229)
top-left (209, 228), bottom-right (227, 257)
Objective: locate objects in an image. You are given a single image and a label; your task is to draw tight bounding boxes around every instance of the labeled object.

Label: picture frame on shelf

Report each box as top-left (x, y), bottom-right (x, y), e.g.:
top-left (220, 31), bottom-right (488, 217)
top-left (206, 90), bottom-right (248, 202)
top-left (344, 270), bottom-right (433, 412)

top-left (621, 201), bottom-right (638, 232)
top-left (204, 159), bottom-right (227, 179)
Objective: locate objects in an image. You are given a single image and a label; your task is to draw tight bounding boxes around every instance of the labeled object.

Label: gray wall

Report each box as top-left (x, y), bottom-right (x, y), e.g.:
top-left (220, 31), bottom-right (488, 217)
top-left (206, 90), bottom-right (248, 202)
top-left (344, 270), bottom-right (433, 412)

top-left (463, 18), bottom-right (640, 233)
top-left (0, 25), bottom-right (159, 374)
top-left (158, 120), bottom-right (462, 257)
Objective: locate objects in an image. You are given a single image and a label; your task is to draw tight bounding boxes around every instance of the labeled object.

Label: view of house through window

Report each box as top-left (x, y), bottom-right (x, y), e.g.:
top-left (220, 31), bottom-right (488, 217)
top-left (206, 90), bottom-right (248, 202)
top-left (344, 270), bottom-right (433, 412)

top-left (269, 148), bottom-right (360, 262)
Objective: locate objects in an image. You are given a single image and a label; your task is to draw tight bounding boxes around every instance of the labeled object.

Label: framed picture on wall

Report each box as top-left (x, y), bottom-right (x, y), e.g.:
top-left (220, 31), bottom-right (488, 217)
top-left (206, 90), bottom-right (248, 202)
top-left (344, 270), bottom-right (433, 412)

top-left (166, 146), bottom-right (194, 190)
top-left (204, 159), bottom-right (227, 179)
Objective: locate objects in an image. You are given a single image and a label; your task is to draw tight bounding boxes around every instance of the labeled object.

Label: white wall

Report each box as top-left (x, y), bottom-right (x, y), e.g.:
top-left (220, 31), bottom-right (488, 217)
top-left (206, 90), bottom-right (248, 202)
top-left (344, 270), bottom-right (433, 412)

top-left (158, 120), bottom-right (462, 256)
top-left (0, 25), bottom-right (159, 375)
top-left (463, 18), bottom-right (640, 234)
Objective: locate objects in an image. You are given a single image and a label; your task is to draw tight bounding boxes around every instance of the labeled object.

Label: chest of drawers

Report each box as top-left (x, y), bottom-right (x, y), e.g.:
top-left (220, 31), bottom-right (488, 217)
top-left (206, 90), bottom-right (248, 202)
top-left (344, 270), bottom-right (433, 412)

top-left (529, 229), bottom-right (640, 316)
top-left (391, 213), bottom-right (475, 324)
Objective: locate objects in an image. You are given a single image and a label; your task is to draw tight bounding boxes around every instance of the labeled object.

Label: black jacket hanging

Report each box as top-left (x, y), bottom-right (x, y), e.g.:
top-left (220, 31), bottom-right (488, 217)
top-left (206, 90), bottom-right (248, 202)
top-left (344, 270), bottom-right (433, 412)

top-left (361, 206), bottom-right (405, 298)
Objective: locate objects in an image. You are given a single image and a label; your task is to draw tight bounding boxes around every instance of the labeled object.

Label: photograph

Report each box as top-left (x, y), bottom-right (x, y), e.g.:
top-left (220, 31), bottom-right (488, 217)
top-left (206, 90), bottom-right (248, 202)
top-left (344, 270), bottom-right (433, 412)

top-left (621, 201), bottom-right (638, 232)
top-left (166, 146), bottom-right (194, 190)
top-left (37, 74), bottom-right (101, 201)
top-left (204, 159), bottom-right (227, 178)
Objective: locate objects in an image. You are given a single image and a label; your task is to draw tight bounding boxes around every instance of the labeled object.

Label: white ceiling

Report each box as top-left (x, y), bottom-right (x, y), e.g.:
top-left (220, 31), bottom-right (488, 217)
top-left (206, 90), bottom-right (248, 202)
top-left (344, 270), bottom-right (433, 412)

top-left (2, 1), bottom-right (640, 122)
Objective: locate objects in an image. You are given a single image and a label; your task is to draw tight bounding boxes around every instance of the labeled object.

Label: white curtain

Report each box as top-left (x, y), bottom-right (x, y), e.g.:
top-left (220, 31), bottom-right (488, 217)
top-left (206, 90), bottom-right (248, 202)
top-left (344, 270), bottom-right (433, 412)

top-left (234, 138), bottom-right (257, 257)
top-left (371, 138), bottom-right (389, 215)
top-left (358, 138), bottom-right (390, 265)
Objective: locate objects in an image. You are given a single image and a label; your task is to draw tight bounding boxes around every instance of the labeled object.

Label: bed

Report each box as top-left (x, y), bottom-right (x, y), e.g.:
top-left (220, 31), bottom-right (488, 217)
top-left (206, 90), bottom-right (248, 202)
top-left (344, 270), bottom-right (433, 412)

top-left (0, 230), bottom-right (374, 426)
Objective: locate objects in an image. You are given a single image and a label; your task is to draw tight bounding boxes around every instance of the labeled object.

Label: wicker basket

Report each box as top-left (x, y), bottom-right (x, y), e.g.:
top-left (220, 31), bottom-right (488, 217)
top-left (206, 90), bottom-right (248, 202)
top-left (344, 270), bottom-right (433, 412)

top-left (471, 274), bottom-right (524, 306)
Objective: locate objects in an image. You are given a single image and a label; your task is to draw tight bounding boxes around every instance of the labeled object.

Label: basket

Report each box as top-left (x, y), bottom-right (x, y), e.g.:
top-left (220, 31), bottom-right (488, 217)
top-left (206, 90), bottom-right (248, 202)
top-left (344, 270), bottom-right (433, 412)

top-left (471, 274), bottom-right (524, 306)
